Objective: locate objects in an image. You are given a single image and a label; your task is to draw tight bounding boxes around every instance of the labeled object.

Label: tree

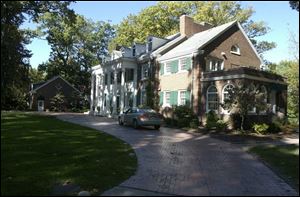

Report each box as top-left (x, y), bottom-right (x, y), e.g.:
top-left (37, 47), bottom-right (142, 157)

top-left (50, 92), bottom-right (66, 112)
top-left (37, 13), bottom-right (115, 95)
top-left (29, 67), bottom-right (45, 84)
top-left (222, 82), bottom-right (268, 130)
top-left (1, 1), bottom-right (75, 110)
top-left (289, 1), bottom-right (299, 11)
top-left (111, 1), bottom-right (275, 60)
top-left (275, 60), bottom-right (299, 122)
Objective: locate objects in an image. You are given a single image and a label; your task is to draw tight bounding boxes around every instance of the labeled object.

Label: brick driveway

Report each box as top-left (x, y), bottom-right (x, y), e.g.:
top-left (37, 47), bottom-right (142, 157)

top-left (55, 113), bottom-right (297, 196)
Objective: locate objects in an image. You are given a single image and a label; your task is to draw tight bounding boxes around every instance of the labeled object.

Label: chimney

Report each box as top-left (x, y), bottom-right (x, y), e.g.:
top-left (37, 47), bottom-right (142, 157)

top-left (180, 15), bottom-right (213, 37)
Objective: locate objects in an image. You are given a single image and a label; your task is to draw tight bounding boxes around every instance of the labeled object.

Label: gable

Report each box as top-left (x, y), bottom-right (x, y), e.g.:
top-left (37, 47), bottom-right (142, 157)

top-left (32, 76), bottom-right (80, 95)
top-left (203, 24), bottom-right (262, 70)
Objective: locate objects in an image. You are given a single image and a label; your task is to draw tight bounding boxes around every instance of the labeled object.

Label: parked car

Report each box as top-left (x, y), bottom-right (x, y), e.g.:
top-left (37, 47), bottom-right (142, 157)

top-left (118, 107), bottom-right (163, 129)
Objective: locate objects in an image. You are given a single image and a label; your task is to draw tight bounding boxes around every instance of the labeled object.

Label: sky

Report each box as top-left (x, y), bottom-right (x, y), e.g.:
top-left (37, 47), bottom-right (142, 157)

top-left (21, 1), bottom-right (299, 68)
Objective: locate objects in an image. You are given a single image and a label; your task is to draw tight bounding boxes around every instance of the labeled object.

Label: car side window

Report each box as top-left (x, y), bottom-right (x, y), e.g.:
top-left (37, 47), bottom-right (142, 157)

top-left (132, 109), bottom-right (137, 113)
top-left (125, 109), bottom-right (131, 114)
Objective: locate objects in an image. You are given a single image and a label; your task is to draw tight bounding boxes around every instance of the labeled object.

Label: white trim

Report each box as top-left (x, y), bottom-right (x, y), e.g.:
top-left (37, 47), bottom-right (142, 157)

top-left (230, 44), bottom-right (241, 55)
top-left (206, 85), bottom-right (219, 113)
top-left (178, 90), bottom-right (187, 106)
top-left (164, 62), bottom-right (172, 75)
top-left (200, 74), bottom-right (287, 85)
top-left (163, 91), bottom-right (171, 107)
top-left (221, 84), bottom-right (234, 114)
top-left (207, 57), bottom-right (224, 72)
top-left (159, 54), bottom-right (193, 64)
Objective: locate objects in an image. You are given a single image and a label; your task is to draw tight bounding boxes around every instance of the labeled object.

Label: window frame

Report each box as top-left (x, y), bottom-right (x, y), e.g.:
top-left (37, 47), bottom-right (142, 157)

top-left (179, 58), bottom-right (188, 71)
top-left (164, 91), bottom-right (171, 106)
top-left (206, 85), bottom-right (219, 113)
top-left (164, 62), bottom-right (172, 75)
top-left (207, 58), bottom-right (224, 72)
top-left (221, 84), bottom-right (235, 114)
top-left (230, 45), bottom-right (241, 55)
top-left (178, 90), bottom-right (187, 106)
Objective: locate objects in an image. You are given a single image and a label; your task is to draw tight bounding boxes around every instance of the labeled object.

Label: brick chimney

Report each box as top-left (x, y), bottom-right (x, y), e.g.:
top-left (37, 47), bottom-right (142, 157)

top-left (180, 15), bottom-right (213, 37)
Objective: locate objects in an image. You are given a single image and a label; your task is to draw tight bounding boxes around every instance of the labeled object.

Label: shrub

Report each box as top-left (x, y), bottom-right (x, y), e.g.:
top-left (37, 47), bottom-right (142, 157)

top-left (216, 120), bottom-right (228, 132)
top-left (189, 118), bottom-right (199, 129)
top-left (267, 122), bottom-right (282, 133)
top-left (252, 123), bottom-right (269, 135)
top-left (205, 110), bottom-right (218, 129)
top-left (174, 105), bottom-right (197, 128)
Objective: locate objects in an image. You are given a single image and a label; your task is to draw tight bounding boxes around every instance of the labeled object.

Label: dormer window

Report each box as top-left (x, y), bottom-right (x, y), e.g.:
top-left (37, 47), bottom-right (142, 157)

top-left (147, 38), bottom-right (152, 52)
top-left (230, 45), bottom-right (240, 55)
top-left (132, 45), bottom-right (136, 56)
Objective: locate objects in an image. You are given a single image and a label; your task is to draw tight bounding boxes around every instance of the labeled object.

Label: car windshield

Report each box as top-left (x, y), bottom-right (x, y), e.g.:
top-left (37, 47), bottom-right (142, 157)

top-left (138, 108), bottom-right (156, 113)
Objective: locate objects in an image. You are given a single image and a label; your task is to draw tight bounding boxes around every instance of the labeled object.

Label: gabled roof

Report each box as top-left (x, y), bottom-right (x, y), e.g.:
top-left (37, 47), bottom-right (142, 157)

top-left (30, 76), bottom-right (81, 94)
top-left (157, 21), bottom-right (262, 65)
top-left (151, 34), bottom-right (187, 58)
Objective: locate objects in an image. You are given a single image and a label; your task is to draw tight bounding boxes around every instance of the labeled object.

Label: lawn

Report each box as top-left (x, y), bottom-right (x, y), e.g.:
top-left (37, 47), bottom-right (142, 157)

top-left (249, 144), bottom-right (299, 192)
top-left (1, 112), bottom-right (137, 196)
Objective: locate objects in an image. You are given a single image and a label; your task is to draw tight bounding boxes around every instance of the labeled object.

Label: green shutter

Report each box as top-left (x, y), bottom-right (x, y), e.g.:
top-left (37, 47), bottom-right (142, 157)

top-left (171, 60), bottom-right (178, 73)
top-left (185, 90), bottom-right (191, 105)
top-left (160, 63), bottom-right (164, 75)
top-left (171, 91), bottom-right (178, 105)
top-left (186, 57), bottom-right (192, 70)
top-left (159, 91), bottom-right (164, 105)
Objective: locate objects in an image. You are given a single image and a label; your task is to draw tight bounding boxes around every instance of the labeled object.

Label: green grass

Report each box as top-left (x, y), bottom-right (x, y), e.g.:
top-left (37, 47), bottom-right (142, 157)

top-left (249, 144), bottom-right (299, 191)
top-left (1, 112), bottom-right (137, 196)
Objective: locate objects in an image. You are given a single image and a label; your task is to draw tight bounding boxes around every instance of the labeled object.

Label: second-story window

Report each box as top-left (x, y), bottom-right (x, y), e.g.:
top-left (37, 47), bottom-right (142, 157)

top-left (104, 73), bottom-right (108, 85)
top-left (165, 62), bottom-right (172, 74)
top-left (125, 68), bottom-right (134, 82)
top-left (142, 64), bottom-right (149, 79)
top-left (110, 72), bottom-right (114, 85)
top-left (207, 58), bottom-right (223, 71)
top-left (179, 58), bottom-right (187, 71)
top-left (117, 71), bottom-right (122, 84)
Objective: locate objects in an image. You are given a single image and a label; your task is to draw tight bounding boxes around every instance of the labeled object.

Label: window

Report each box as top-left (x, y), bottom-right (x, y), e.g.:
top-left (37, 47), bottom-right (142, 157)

top-left (179, 91), bottom-right (186, 105)
top-left (125, 69), bottom-right (134, 82)
top-left (222, 84), bottom-right (234, 113)
top-left (104, 93), bottom-right (107, 107)
top-left (230, 45), bottom-right (240, 55)
top-left (165, 62), bottom-right (172, 74)
top-left (117, 71), bottom-right (122, 84)
top-left (104, 73), bottom-right (108, 85)
top-left (141, 64), bottom-right (149, 79)
top-left (141, 90), bottom-right (146, 105)
top-left (260, 86), bottom-right (267, 103)
top-left (207, 86), bottom-right (219, 112)
top-left (110, 72), bottom-right (114, 85)
top-left (179, 58), bottom-right (187, 71)
top-left (148, 38), bottom-right (152, 52)
top-left (248, 84), bottom-right (256, 113)
top-left (165, 92), bottom-right (171, 105)
top-left (208, 58), bottom-right (223, 71)
top-left (132, 45), bottom-right (136, 56)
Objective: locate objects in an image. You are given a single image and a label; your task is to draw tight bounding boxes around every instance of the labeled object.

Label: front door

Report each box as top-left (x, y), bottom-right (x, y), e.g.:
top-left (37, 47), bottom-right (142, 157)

top-left (38, 100), bottom-right (44, 111)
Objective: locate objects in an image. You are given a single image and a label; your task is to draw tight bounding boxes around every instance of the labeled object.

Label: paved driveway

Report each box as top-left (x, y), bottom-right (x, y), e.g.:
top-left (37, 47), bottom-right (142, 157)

top-left (55, 113), bottom-right (297, 196)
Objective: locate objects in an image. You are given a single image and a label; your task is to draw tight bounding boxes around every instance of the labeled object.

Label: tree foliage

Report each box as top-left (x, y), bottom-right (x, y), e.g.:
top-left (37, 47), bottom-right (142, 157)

top-left (111, 1), bottom-right (275, 59)
top-left (1, 1), bottom-right (74, 110)
top-left (29, 68), bottom-right (45, 84)
top-left (37, 13), bottom-right (115, 95)
top-left (222, 82), bottom-right (269, 130)
top-left (289, 1), bottom-right (299, 11)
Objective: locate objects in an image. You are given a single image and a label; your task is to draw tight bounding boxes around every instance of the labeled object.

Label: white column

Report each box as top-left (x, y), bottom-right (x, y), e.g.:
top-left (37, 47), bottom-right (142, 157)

top-left (120, 68), bottom-right (125, 113)
top-left (90, 74), bottom-right (95, 113)
top-left (112, 71), bottom-right (117, 115)
top-left (133, 68), bottom-right (137, 107)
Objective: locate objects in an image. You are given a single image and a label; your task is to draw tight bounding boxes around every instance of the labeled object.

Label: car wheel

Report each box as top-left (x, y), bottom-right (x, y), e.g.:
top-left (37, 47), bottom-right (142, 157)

top-left (133, 119), bottom-right (139, 129)
top-left (154, 125), bottom-right (160, 130)
top-left (118, 117), bottom-right (123, 125)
